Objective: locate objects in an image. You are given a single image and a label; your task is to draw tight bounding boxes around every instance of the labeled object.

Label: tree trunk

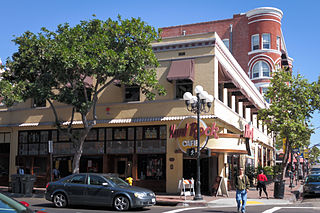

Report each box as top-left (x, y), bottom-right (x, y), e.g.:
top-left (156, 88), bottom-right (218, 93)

top-left (72, 127), bottom-right (90, 174)
top-left (72, 148), bottom-right (82, 174)
top-left (280, 138), bottom-right (291, 180)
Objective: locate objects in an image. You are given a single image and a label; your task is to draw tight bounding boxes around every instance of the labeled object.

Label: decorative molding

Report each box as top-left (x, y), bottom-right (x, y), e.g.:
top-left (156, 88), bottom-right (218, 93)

top-left (248, 49), bottom-right (282, 56)
top-left (248, 13), bottom-right (282, 21)
top-left (248, 19), bottom-right (281, 25)
top-left (246, 7), bottom-right (283, 19)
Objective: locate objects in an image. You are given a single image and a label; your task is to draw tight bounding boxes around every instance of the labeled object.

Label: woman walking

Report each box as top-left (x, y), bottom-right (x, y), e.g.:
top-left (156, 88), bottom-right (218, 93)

top-left (234, 168), bottom-right (250, 213)
top-left (257, 170), bottom-right (269, 199)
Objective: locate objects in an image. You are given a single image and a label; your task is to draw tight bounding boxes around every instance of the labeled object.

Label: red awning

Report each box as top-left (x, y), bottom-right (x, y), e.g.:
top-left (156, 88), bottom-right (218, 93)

top-left (167, 59), bottom-right (195, 81)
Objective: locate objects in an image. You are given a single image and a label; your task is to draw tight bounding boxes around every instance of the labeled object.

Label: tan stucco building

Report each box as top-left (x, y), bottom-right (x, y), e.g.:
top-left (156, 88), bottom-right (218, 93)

top-left (0, 30), bottom-right (274, 194)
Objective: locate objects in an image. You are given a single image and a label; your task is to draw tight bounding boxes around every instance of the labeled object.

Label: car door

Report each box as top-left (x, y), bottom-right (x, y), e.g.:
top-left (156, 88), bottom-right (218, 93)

top-left (65, 174), bottom-right (88, 205)
top-left (87, 174), bottom-right (113, 206)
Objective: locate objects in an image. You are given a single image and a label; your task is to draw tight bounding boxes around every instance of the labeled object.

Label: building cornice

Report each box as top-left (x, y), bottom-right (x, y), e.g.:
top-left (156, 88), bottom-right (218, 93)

top-left (246, 7), bottom-right (283, 19)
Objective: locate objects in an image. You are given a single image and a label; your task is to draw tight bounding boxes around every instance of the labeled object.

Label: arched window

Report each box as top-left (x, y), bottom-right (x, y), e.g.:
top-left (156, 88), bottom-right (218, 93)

top-left (251, 61), bottom-right (270, 78)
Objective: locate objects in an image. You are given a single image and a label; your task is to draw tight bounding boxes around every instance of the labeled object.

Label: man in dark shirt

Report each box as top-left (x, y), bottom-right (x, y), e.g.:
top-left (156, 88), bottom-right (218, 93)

top-left (234, 168), bottom-right (250, 213)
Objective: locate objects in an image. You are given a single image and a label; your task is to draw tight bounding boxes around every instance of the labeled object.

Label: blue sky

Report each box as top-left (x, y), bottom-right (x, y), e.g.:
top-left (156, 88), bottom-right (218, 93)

top-left (1, 0), bottom-right (319, 146)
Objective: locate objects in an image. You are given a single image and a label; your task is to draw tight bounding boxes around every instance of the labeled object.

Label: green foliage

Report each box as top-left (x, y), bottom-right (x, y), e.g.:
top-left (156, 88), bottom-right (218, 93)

top-left (258, 70), bottom-right (315, 149)
top-left (263, 166), bottom-right (273, 175)
top-left (309, 146), bottom-right (320, 164)
top-left (258, 69), bottom-right (320, 178)
top-left (0, 16), bottom-right (166, 173)
top-left (1, 16), bottom-right (166, 112)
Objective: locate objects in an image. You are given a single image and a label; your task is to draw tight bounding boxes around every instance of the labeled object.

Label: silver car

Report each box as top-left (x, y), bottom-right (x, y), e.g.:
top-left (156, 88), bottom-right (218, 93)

top-left (45, 173), bottom-right (156, 211)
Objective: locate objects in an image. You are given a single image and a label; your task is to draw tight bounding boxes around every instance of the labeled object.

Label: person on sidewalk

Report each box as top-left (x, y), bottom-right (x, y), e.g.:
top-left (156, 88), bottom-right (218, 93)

top-left (234, 167), bottom-right (250, 213)
top-left (257, 170), bottom-right (269, 199)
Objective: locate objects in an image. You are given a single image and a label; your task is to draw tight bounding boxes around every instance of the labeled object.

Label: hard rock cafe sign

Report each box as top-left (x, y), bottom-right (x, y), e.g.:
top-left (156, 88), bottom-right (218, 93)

top-left (169, 117), bottom-right (219, 153)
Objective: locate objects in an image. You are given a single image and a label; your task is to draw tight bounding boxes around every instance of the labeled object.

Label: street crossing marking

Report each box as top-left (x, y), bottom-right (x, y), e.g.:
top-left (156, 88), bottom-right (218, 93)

top-left (262, 207), bottom-right (320, 213)
top-left (162, 207), bottom-right (206, 213)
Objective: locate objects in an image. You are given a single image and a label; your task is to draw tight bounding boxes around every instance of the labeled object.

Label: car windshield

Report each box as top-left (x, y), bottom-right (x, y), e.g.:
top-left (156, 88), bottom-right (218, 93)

top-left (104, 176), bottom-right (128, 186)
top-left (306, 175), bottom-right (320, 183)
top-left (0, 193), bottom-right (28, 212)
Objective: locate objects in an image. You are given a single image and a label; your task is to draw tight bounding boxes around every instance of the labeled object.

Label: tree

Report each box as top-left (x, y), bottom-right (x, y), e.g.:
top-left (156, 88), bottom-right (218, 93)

top-left (309, 146), bottom-right (320, 164)
top-left (258, 69), bottom-right (318, 180)
top-left (0, 16), bottom-right (166, 173)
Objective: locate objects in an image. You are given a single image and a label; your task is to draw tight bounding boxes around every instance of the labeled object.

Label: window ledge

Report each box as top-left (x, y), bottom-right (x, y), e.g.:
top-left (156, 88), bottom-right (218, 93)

top-left (251, 76), bottom-right (272, 80)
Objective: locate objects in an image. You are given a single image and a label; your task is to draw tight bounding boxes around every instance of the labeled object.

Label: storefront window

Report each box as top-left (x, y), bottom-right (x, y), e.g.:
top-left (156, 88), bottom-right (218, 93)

top-left (136, 127), bottom-right (143, 140)
top-left (144, 127), bottom-right (158, 139)
top-left (83, 142), bottom-right (104, 154)
top-left (160, 126), bottom-right (167, 139)
top-left (106, 128), bottom-right (112, 141)
top-left (53, 142), bottom-right (74, 155)
top-left (136, 140), bottom-right (166, 154)
top-left (106, 141), bottom-right (134, 154)
top-left (114, 128), bottom-right (127, 140)
top-left (138, 154), bottom-right (165, 180)
top-left (59, 130), bottom-right (70, 142)
top-left (98, 128), bottom-right (105, 141)
top-left (86, 129), bottom-right (98, 141)
top-left (128, 127), bottom-right (134, 140)
top-left (52, 130), bottom-right (58, 142)
top-left (33, 157), bottom-right (47, 174)
top-left (40, 131), bottom-right (49, 143)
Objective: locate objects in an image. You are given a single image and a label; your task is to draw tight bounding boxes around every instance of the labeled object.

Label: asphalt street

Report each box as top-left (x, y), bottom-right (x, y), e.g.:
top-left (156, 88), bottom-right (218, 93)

top-left (12, 195), bottom-right (320, 213)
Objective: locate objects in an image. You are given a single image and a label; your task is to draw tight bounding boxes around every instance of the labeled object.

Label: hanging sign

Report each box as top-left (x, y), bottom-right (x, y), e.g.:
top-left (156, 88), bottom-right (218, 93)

top-left (169, 116), bottom-right (219, 153)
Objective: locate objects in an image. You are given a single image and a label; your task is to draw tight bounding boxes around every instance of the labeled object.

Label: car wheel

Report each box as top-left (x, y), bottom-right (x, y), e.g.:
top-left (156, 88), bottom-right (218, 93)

top-left (53, 192), bottom-right (68, 208)
top-left (113, 195), bottom-right (130, 211)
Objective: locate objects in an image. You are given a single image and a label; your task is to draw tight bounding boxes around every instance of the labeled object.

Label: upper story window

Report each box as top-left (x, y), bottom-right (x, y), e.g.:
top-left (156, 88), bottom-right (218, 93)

top-left (176, 80), bottom-right (193, 99)
top-left (125, 85), bottom-right (140, 102)
top-left (276, 36), bottom-right (281, 51)
top-left (32, 98), bottom-right (46, 108)
top-left (251, 35), bottom-right (260, 50)
top-left (252, 61), bottom-right (270, 79)
top-left (262, 34), bottom-right (270, 49)
top-left (222, 39), bottom-right (229, 50)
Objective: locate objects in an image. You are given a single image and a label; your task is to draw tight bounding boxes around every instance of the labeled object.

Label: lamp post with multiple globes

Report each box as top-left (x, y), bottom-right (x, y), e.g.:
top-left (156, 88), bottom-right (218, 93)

top-left (183, 85), bottom-right (213, 200)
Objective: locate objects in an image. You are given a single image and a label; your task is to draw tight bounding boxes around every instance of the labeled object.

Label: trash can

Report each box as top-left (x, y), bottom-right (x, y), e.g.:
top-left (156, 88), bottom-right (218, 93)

top-left (10, 174), bottom-right (21, 193)
top-left (274, 179), bottom-right (285, 199)
top-left (20, 175), bottom-right (36, 196)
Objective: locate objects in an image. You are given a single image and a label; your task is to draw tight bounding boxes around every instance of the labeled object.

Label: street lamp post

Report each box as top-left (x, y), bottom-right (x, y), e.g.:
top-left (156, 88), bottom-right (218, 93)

top-left (183, 85), bottom-right (213, 201)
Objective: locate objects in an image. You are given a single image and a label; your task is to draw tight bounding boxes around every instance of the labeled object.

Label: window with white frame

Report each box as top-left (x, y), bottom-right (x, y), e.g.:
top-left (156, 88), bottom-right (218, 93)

top-left (222, 39), bottom-right (229, 50)
top-left (276, 36), bottom-right (281, 51)
top-left (251, 35), bottom-right (259, 50)
top-left (262, 34), bottom-right (270, 49)
top-left (251, 61), bottom-right (270, 78)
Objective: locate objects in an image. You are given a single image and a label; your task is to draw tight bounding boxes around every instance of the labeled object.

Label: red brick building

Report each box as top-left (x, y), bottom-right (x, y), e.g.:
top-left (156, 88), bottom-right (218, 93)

top-left (157, 7), bottom-right (292, 99)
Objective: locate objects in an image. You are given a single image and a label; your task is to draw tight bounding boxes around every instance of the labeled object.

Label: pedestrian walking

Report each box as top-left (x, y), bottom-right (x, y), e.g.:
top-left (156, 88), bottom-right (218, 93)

top-left (257, 170), bottom-right (269, 199)
top-left (53, 168), bottom-right (60, 180)
top-left (234, 167), bottom-right (250, 213)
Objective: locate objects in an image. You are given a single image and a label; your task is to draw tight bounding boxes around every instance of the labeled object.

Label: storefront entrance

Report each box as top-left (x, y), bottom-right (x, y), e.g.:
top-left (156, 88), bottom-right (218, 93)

top-left (183, 155), bottom-right (218, 195)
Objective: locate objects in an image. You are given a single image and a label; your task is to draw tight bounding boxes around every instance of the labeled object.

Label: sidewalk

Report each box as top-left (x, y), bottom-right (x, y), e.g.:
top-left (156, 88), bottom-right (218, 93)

top-left (0, 177), bottom-right (303, 207)
top-left (156, 177), bottom-right (304, 207)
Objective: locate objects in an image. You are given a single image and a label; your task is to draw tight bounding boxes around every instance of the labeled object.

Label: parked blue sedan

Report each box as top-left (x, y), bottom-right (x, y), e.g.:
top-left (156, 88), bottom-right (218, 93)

top-left (303, 174), bottom-right (320, 196)
top-left (45, 173), bottom-right (156, 211)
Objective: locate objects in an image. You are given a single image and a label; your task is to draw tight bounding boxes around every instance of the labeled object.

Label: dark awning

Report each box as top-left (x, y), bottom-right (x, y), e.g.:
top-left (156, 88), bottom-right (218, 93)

top-left (167, 59), bottom-right (195, 81)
